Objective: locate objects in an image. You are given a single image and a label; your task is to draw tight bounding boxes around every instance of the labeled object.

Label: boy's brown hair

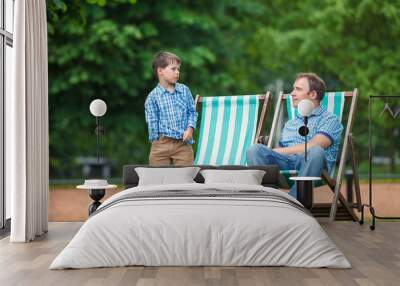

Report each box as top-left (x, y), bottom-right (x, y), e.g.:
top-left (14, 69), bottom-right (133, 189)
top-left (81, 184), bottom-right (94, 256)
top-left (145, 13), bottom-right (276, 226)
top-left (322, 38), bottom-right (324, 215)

top-left (296, 72), bottom-right (326, 101)
top-left (152, 51), bottom-right (181, 78)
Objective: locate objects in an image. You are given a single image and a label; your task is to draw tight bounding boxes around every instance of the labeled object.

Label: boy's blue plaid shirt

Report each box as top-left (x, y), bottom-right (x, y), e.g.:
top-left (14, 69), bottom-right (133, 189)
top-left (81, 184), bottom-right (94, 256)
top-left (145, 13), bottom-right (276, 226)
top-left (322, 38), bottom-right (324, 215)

top-left (145, 83), bottom-right (197, 144)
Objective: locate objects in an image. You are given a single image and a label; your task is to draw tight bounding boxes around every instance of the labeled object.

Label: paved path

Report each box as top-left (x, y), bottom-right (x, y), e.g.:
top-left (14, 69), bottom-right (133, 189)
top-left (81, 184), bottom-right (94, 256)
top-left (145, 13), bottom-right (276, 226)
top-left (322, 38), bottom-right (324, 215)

top-left (49, 183), bottom-right (400, 221)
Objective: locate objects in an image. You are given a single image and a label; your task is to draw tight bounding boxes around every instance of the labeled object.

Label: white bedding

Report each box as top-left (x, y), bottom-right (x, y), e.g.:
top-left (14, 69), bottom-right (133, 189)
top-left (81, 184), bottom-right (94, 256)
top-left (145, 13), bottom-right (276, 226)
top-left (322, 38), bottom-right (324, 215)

top-left (50, 183), bottom-right (351, 269)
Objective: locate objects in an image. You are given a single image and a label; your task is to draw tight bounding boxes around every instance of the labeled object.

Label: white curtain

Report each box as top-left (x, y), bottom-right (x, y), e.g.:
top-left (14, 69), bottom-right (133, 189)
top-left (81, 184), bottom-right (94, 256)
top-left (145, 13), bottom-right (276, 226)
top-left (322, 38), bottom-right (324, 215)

top-left (7, 0), bottom-right (48, 242)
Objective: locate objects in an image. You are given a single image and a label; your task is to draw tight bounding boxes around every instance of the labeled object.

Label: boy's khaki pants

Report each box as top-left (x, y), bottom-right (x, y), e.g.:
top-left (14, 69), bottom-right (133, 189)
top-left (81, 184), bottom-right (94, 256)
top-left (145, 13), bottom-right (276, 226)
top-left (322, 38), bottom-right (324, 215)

top-left (149, 136), bottom-right (194, 166)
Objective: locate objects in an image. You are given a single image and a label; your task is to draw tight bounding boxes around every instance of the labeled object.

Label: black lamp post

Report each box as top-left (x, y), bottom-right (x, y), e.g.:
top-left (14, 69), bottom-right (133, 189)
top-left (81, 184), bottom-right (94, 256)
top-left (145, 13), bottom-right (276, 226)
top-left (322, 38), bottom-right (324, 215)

top-left (291, 99), bottom-right (316, 209)
top-left (89, 99), bottom-right (107, 164)
top-left (297, 99), bottom-right (314, 161)
top-left (86, 99), bottom-right (108, 215)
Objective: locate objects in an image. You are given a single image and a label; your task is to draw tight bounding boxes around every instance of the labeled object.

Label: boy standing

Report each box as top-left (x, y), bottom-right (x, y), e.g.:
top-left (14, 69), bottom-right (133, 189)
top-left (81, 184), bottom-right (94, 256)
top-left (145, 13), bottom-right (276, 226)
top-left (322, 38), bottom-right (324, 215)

top-left (145, 51), bottom-right (197, 166)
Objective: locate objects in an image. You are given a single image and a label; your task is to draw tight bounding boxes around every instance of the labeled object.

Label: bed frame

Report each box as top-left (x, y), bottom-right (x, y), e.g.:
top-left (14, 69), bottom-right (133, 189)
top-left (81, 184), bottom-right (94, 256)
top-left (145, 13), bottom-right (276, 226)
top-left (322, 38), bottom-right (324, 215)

top-left (123, 165), bottom-right (281, 189)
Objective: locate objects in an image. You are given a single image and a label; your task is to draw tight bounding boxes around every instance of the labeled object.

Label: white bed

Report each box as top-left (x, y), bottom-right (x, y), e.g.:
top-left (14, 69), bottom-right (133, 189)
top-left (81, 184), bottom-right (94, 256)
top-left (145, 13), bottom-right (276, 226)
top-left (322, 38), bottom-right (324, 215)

top-left (50, 183), bottom-right (351, 269)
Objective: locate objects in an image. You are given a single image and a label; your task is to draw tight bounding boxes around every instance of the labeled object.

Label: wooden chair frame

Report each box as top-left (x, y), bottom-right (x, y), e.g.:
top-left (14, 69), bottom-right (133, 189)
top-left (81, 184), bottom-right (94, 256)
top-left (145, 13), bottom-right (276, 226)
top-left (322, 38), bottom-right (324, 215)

top-left (267, 89), bottom-right (361, 222)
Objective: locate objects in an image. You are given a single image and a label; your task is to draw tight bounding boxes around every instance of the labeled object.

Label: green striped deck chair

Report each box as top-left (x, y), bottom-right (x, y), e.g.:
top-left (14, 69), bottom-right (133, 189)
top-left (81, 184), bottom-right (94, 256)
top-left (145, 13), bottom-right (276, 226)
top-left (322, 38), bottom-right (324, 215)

top-left (194, 93), bottom-right (271, 166)
top-left (267, 89), bottom-right (361, 222)
top-left (274, 92), bottom-right (346, 187)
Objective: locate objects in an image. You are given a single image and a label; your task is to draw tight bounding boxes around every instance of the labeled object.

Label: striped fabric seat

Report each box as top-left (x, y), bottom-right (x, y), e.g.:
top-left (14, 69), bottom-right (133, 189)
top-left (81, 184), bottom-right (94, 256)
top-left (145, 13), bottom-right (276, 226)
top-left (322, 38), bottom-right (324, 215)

top-left (286, 92), bottom-right (345, 121)
top-left (281, 92), bottom-right (346, 188)
top-left (195, 95), bottom-right (261, 165)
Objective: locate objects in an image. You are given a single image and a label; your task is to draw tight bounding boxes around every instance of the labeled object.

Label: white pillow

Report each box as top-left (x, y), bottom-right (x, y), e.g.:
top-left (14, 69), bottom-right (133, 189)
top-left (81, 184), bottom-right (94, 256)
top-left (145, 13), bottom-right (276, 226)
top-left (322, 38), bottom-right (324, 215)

top-left (200, 169), bottom-right (266, 185)
top-left (135, 167), bottom-right (200, 186)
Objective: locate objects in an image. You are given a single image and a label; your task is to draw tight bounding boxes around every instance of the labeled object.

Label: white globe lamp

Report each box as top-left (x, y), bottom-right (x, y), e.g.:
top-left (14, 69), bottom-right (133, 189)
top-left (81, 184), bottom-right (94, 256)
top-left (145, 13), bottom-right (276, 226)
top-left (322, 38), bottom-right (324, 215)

top-left (90, 99), bottom-right (107, 117)
top-left (298, 99), bottom-right (314, 117)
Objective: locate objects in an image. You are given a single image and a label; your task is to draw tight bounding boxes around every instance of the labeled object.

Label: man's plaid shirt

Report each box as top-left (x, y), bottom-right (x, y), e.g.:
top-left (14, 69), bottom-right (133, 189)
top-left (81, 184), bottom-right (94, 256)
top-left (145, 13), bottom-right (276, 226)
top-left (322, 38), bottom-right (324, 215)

top-left (279, 105), bottom-right (343, 174)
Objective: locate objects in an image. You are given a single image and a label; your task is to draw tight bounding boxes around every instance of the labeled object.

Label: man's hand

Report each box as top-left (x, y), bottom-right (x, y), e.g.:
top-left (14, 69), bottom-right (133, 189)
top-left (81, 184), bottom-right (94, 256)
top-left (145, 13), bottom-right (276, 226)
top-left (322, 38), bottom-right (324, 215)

top-left (273, 134), bottom-right (332, 155)
top-left (183, 127), bottom-right (194, 142)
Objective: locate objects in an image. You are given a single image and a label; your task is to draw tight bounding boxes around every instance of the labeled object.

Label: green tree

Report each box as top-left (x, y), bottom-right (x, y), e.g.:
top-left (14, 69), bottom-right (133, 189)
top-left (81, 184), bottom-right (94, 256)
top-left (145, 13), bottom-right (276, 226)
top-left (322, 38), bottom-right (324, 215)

top-left (47, 0), bottom-right (400, 179)
top-left (245, 0), bottom-right (400, 173)
top-left (47, 0), bottom-right (265, 179)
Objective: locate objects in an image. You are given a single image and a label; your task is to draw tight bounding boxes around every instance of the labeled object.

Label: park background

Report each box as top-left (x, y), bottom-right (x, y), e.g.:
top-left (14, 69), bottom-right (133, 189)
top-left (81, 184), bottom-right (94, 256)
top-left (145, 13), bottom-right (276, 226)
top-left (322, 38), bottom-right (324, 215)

top-left (46, 0), bottom-right (399, 185)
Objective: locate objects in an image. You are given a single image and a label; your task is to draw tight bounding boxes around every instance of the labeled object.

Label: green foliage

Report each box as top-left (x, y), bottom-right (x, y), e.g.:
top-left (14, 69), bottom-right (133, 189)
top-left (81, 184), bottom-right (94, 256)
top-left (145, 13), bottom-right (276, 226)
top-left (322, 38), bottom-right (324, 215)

top-left (47, 0), bottom-right (400, 179)
top-left (47, 0), bottom-right (264, 178)
top-left (245, 0), bottom-right (400, 172)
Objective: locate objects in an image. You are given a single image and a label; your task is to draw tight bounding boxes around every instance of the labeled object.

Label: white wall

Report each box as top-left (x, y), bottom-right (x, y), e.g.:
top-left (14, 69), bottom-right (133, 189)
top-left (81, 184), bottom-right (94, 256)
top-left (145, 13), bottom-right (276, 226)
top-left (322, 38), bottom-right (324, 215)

top-left (5, 43), bottom-right (13, 219)
top-left (5, 0), bottom-right (14, 33)
top-left (4, 0), bottom-right (15, 220)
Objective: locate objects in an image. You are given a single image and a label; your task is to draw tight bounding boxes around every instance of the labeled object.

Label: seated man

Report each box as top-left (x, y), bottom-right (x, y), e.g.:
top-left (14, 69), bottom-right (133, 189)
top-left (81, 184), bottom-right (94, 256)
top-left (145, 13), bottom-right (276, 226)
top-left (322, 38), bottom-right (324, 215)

top-left (246, 73), bottom-right (343, 198)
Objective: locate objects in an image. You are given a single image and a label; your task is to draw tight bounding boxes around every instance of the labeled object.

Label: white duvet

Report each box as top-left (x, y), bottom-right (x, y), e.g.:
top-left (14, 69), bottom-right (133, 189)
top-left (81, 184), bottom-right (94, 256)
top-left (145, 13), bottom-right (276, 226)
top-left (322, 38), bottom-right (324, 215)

top-left (50, 183), bottom-right (351, 269)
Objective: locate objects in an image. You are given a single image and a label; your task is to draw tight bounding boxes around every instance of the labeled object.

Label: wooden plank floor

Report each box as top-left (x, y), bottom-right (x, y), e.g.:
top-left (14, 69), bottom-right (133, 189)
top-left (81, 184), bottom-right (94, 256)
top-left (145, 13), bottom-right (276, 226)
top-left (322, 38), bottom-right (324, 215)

top-left (0, 221), bottom-right (399, 286)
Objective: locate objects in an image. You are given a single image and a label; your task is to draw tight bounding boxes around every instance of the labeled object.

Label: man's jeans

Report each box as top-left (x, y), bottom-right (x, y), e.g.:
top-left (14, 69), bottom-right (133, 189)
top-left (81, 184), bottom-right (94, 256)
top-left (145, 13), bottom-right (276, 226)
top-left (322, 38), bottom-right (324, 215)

top-left (246, 144), bottom-right (327, 198)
